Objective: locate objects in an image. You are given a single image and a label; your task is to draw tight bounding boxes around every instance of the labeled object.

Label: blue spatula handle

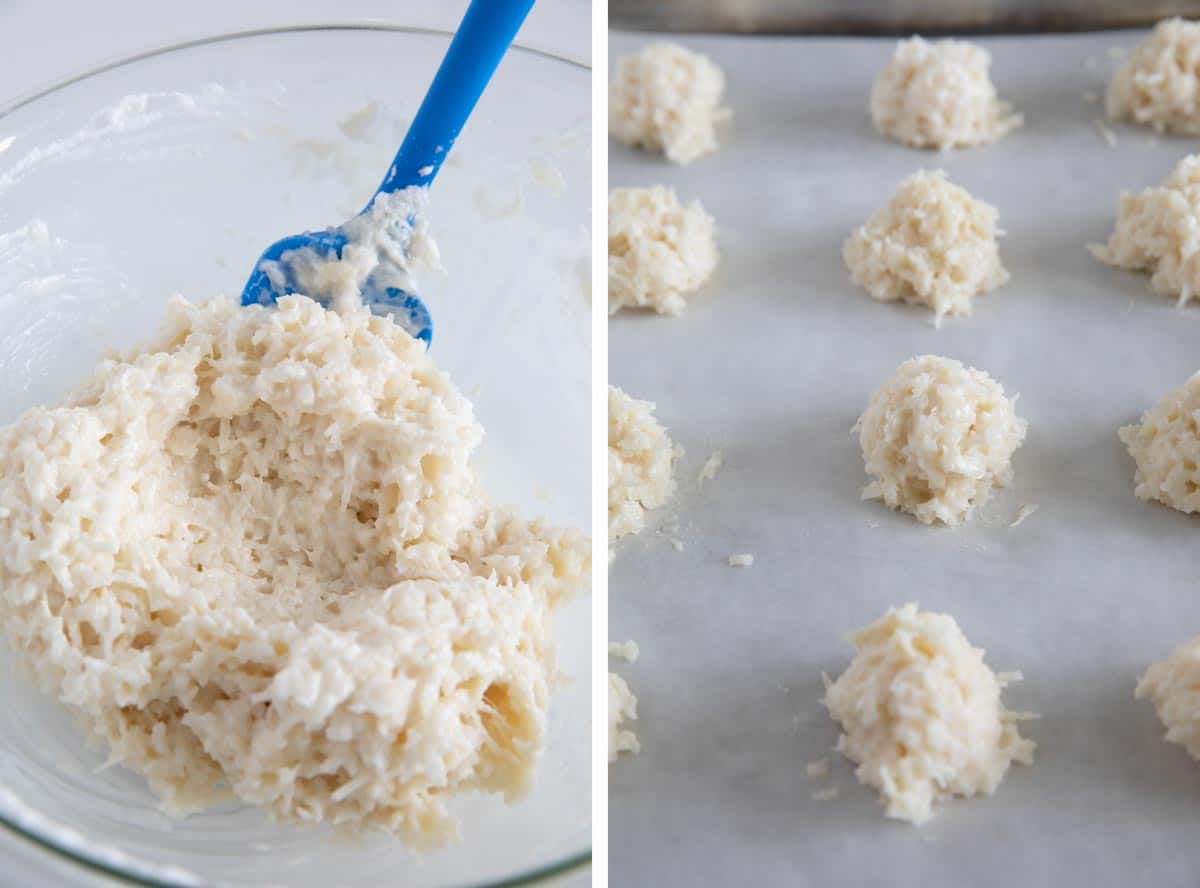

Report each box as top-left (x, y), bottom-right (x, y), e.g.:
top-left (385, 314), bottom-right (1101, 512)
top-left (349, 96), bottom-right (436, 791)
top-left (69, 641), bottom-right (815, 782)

top-left (375, 0), bottom-right (535, 197)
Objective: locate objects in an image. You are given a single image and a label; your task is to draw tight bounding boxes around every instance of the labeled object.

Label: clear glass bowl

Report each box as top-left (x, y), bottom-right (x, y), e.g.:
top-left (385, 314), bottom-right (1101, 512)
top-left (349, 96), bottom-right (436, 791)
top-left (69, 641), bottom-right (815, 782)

top-left (0, 25), bottom-right (590, 887)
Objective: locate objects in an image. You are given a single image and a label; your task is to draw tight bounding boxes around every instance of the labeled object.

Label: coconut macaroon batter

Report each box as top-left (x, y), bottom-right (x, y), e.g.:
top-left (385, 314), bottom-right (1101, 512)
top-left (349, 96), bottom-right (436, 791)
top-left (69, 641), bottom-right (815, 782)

top-left (0, 199), bottom-right (588, 848)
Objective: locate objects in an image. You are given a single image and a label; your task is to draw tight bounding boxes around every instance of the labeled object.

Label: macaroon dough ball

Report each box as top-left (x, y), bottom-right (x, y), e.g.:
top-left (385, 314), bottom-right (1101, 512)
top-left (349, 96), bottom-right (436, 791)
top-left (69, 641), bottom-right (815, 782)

top-left (1091, 154), bottom-right (1200, 307)
top-left (843, 170), bottom-right (1009, 324)
top-left (1138, 633), bottom-right (1200, 760)
top-left (1119, 371), bottom-right (1200, 513)
top-left (608, 671), bottom-right (640, 763)
top-left (870, 37), bottom-right (1022, 150)
top-left (609, 42), bottom-right (729, 165)
top-left (824, 603), bottom-right (1035, 825)
top-left (858, 356), bottom-right (1027, 526)
top-left (608, 385), bottom-right (679, 544)
top-left (1107, 18), bottom-right (1200, 135)
top-left (609, 185), bottom-right (718, 316)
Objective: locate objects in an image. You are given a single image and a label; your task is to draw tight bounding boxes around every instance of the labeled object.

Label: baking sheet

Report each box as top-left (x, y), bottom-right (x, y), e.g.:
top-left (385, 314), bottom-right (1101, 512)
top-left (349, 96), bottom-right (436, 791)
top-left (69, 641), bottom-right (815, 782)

top-left (609, 28), bottom-right (1200, 888)
top-left (610, 0), bottom-right (1200, 34)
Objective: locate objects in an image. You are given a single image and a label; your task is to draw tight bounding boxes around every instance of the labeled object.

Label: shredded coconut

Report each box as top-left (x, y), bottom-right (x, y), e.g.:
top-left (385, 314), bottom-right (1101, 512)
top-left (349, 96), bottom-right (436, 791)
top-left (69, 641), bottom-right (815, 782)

top-left (609, 640), bottom-right (641, 663)
top-left (608, 185), bottom-right (718, 316)
top-left (1119, 371), bottom-right (1200, 513)
top-left (1107, 19), bottom-right (1200, 134)
top-left (1091, 154), bottom-right (1200, 307)
top-left (823, 603), bottom-right (1035, 825)
top-left (844, 170), bottom-right (1008, 325)
top-left (858, 356), bottom-right (1027, 526)
top-left (1093, 118), bottom-right (1118, 147)
top-left (608, 641), bottom-right (641, 763)
top-left (0, 295), bottom-right (588, 848)
top-left (1138, 633), bottom-right (1200, 760)
top-left (697, 449), bottom-right (724, 483)
top-left (609, 42), bottom-right (729, 165)
top-left (727, 553), bottom-right (754, 567)
top-left (869, 37), bottom-right (1022, 150)
top-left (656, 513), bottom-right (686, 554)
top-left (608, 672), bottom-right (640, 762)
top-left (806, 758), bottom-right (831, 779)
top-left (1010, 504), bottom-right (1039, 528)
top-left (608, 386), bottom-right (679, 545)
top-left (812, 786), bottom-right (840, 802)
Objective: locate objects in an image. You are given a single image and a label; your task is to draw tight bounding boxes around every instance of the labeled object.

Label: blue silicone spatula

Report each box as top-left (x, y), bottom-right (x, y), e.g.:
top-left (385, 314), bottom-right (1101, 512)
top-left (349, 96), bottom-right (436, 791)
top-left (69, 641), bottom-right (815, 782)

top-left (240, 0), bottom-right (536, 347)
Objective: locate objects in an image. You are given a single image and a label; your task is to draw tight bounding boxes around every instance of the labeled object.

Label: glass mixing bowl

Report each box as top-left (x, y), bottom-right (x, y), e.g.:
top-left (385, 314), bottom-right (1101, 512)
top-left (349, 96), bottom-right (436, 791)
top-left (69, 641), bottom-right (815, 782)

top-left (0, 25), bottom-right (590, 887)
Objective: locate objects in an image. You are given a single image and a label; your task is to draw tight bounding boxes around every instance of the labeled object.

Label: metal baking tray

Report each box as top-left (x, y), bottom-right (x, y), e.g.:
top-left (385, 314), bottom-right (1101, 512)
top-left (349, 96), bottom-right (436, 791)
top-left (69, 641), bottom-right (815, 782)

top-left (611, 0), bottom-right (1200, 34)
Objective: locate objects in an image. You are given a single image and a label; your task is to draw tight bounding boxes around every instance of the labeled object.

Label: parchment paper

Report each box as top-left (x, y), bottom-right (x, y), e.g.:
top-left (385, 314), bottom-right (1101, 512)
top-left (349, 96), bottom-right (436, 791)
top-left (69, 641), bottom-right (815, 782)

top-left (610, 27), bottom-right (1200, 888)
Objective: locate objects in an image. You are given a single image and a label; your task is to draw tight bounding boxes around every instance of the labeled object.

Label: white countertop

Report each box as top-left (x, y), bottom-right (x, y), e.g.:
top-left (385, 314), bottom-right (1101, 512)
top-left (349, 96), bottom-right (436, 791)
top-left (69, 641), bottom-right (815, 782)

top-left (0, 4), bottom-right (589, 886)
top-left (609, 26), bottom-right (1200, 888)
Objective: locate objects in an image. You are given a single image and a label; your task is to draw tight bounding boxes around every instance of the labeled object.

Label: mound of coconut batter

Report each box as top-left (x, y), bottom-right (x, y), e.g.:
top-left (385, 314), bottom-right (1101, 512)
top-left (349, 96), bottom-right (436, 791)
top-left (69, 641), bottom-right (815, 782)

top-left (858, 356), bottom-right (1027, 526)
top-left (843, 170), bottom-right (1009, 325)
top-left (609, 185), bottom-right (718, 316)
top-left (870, 37), bottom-right (1022, 150)
top-left (0, 294), bottom-right (588, 848)
top-left (823, 603), bottom-right (1035, 825)
top-left (608, 672), bottom-right (640, 763)
top-left (1119, 370), bottom-right (1200, 513)
top-left (608, 641), bottom-right (639, 764)
top-left (1138, 633), bottom-right (1200, 760)
top-left (608, 385), bottom-right (679, 545)
top-left (609, 42), bottom-right (729, 165)
top-left (1107, 18), bottom-right (1200, 135)
top-left (1091, 154), bottom-right (1200, 307)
